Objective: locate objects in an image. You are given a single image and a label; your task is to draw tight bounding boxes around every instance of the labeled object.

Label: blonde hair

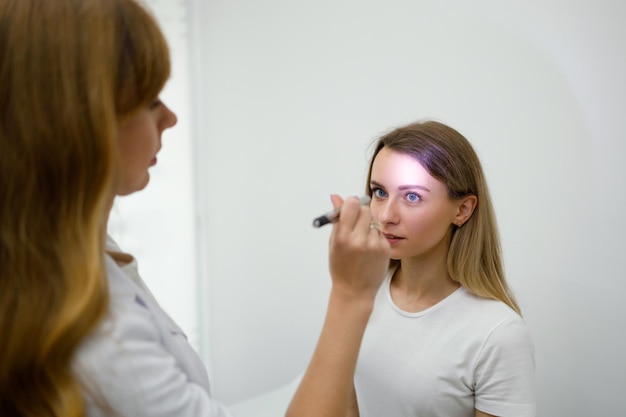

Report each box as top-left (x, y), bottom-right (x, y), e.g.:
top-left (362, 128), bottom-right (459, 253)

top-left (0, 0), bottom-right (170, 415)
top-left (365, 120), bottom-right (520, 315)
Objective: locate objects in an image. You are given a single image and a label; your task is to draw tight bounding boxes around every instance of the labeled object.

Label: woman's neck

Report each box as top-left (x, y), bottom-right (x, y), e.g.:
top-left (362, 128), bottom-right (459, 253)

top-left (390, 257), bottom-right (460, 312)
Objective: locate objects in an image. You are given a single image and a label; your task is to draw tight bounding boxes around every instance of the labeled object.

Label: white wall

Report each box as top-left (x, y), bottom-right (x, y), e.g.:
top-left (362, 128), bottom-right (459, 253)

top-left (130, 0), bottom-right (626, 416)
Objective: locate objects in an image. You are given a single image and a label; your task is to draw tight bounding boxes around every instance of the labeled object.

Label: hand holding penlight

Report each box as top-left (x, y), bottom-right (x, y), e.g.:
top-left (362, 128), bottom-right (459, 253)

top-left (312, 195), bottom-right (372, 228)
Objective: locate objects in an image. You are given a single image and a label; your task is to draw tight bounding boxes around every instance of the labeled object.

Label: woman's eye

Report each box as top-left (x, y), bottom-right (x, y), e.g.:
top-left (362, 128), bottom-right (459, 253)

top-left (406, 192), bottom-right (421, 203)
top-left (149, 99), bottom-right (162, 109)
top-left (372, 188), bottom-right (387, 198)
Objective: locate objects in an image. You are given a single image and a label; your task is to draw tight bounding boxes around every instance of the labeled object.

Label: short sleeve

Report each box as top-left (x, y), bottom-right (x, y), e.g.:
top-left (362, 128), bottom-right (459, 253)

top-left (473, 317), bottom-right (536, 417)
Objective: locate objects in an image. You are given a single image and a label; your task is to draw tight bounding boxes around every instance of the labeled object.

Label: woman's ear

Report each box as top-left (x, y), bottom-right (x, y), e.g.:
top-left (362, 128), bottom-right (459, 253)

top-left (453, 195), bottom-right (477, 227)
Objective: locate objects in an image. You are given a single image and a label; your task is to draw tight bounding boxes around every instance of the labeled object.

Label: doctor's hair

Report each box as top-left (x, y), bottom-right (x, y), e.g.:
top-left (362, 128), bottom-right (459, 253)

top-left (365, 120), bottom-right (520, 315)
top-left (0, 0), bottom-right (170, 416)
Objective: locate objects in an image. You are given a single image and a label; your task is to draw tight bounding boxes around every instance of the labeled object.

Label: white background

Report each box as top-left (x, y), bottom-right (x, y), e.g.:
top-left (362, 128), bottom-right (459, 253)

top-left (111, 1), bottom-right (626, 416)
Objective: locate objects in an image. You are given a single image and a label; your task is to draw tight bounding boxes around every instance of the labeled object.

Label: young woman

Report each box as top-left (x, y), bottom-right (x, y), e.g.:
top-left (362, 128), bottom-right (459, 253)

top-left (0, 0), bottom-right (390, 416)
top-left (350, 120), bottom-right (536, 417)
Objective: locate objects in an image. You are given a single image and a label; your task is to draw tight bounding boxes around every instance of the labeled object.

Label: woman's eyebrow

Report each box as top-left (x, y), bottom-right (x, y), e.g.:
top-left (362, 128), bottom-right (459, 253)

top-left (370, 180), bottom-right (430, 193)
top-left (398, 184), bottom-right (430, 192)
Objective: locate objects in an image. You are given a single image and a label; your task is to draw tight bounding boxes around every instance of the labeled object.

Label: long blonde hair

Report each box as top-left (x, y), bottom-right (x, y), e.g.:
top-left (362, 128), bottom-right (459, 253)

top-left (0, 0), bottom-right (170, 415)
top-left (365, 120), bottom-right (520, 315)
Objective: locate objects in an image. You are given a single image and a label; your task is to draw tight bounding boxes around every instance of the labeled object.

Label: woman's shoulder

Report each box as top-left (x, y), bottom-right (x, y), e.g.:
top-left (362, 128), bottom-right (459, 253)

top-left (454, 288), bottom-right (534, 366)
top-left (453, 286), bottom-right (530, 338)
top-left (458, 286), bottom-right (523, 318)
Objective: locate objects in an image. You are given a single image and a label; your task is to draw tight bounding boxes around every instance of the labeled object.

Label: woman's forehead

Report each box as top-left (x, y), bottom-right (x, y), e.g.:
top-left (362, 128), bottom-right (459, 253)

top-left (371, 148), bottom-right (445, 191)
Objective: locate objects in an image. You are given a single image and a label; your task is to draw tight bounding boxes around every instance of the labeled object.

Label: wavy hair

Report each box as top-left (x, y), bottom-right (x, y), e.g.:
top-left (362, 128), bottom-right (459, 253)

top-left (0, 0), bottom-right (170, 415)
top-left (365, 120), bottom-right (520, 315)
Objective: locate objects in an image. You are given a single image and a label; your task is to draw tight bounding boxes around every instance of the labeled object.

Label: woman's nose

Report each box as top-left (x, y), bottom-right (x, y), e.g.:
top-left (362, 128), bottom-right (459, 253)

top-left (375, 199), bottom-right (399, 224)
top-left (160, 102), bottom-right (178, 130)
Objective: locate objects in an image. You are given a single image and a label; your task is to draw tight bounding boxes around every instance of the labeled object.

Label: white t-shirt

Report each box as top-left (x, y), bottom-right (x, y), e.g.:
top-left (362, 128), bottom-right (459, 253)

top-left (354, 267), bottom-right (536, 417)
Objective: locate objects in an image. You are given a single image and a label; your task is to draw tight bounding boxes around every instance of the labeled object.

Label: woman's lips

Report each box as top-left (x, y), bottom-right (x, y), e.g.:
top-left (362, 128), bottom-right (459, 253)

top-left (382, 232), bottom-right (404, 244)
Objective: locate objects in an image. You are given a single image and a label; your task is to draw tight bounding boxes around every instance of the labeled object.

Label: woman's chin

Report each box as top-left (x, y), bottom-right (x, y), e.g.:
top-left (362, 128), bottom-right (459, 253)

top-left (115, 174), bottom-right (150, 196)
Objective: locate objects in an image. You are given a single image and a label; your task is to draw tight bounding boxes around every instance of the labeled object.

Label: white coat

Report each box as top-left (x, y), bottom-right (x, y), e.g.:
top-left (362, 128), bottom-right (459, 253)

top-left (73, 237), bottom-right (232, 417)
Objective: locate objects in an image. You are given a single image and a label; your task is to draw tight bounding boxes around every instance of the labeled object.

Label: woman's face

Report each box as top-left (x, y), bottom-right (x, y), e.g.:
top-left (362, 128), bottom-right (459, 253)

top-left (369, 147), bottom-right (460, 261)
top-left (115, 98), bottom-right (177, 196)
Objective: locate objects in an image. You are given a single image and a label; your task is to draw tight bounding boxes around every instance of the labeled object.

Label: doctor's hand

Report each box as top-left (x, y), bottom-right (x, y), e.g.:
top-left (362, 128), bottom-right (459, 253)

top-left (327, 194), bottom-right (390, 302)
top-left (286, 194), bottom-right (390, 417)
